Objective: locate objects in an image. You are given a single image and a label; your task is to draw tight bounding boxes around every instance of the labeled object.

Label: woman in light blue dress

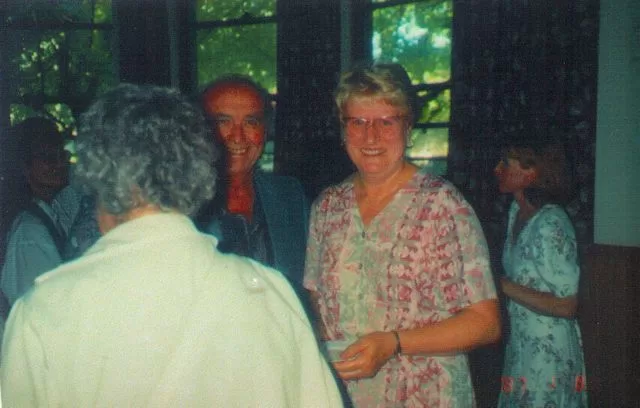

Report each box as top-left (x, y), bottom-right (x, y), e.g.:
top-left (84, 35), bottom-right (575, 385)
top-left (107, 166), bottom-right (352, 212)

top-left (495, 140), bottom-right (587, 407)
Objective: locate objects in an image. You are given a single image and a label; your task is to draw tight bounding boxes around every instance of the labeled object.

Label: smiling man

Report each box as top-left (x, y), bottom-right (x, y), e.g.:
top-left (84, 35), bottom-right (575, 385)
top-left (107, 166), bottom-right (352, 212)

top-left (199, 76), bottom-right (310, 292)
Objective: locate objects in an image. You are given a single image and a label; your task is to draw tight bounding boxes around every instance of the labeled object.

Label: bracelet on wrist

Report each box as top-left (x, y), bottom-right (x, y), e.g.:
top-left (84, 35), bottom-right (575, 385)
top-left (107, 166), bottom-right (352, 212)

top-left (392, 330), bottom-right (402, 355)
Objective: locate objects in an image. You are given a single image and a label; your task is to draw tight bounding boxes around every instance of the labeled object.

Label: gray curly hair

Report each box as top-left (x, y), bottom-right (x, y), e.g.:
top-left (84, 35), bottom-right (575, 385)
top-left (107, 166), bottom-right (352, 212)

top-left (74, 83), bottom-right (218, 216)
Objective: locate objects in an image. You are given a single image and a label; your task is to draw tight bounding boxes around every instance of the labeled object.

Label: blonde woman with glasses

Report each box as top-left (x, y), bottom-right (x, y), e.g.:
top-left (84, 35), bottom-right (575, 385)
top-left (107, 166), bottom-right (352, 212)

top-left (304, 63), bottom-right (501, 407)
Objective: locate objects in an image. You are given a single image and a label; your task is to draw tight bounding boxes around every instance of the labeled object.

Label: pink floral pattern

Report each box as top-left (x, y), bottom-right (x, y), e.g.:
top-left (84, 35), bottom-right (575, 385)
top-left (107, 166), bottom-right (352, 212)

top-left (304, 169), bottom-right (497, 407)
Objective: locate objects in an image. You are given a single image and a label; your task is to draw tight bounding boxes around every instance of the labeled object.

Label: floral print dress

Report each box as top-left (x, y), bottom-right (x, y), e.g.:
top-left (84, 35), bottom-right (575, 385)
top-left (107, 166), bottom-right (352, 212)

top-left (304, 168), bottom-right (497, 408)
top-left (498, 202), bottom-right (588, 407)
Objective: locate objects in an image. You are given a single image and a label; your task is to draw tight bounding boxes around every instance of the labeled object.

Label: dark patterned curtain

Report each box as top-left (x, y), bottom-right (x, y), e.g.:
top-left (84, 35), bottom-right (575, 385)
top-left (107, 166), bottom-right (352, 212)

top-left (448, 3), bottom-right (599, 402)
top-left (276, 0), bottom-right (354, 199)
top-left (449, 0), bottom-right (599, 256)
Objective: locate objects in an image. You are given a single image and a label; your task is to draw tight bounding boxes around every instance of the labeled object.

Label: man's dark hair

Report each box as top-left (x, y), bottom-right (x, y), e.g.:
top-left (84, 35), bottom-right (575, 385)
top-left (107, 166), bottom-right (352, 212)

top-left (12, 117), bottom-right (64, 167)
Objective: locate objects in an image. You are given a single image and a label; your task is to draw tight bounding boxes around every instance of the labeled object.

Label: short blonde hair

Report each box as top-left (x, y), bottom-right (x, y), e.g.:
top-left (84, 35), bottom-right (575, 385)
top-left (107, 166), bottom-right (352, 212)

top-left (334, 63), bottom-right (417, 125)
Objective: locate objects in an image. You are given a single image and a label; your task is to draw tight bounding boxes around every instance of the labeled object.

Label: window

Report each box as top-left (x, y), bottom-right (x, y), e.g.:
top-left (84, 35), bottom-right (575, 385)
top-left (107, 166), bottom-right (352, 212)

top-left (370, 0), bottom-right (452, 175)
top-left (2, 0), bottom-right (117, 157)
top-left (194, 0), bottom-right (277, 171)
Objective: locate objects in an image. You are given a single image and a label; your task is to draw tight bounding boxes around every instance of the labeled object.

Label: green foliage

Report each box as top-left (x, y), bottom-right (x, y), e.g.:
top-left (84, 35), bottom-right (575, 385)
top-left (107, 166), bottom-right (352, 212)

top-left (194, 0), bottom-right (277, 91)
top-left (409, 127), bottom-right (449, 158)
top-left (197, 0), bottom-right (276, 21)
top-left (415, 88), bottom-right (450, 123)
top-left (196, 24), bottom-right (277, 92)
top-left (5, 0), bottom-right (112, 25)
top-left (373, 1), bottom-right (452, 83)
top-left (373, 0), bottom-right (452, 166)
top-left (5, 0), bottom-right (116, 131)
top-left (5, 0), bottom-right (450, 171)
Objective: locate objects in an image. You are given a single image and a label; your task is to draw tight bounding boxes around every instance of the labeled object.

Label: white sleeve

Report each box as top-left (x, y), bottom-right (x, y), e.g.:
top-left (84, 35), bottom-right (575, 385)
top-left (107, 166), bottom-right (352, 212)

top-left (1, 300), bottom-right (50, 407)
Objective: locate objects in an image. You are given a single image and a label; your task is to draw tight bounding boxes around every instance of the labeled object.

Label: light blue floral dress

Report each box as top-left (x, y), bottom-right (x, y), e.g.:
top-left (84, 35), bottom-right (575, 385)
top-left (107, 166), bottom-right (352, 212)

top-left (498, 202), bottom-right (587, 407)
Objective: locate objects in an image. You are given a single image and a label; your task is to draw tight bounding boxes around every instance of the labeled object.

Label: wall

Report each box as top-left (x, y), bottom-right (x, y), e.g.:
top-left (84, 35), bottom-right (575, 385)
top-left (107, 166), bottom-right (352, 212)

top-left (581, 3), bottom-right (640, 404)
top-left (594, 0), bottom-right (640, 247)
top-left (580, 244), bottom-right (640, 405)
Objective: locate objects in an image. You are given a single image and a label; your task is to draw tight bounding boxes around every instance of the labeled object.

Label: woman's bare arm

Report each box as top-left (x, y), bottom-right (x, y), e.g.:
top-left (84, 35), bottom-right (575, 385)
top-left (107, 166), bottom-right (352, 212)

top-left (501, 277), bottom-right (577, 318)
top-left (334, 298), bottom-right (501, 380)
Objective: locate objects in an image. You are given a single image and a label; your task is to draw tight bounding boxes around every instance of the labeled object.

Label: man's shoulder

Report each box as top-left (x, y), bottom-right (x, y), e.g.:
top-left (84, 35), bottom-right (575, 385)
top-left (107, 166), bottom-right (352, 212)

top-left (255, 171), bottom-right (304, 192)
top-left (6, 210), bottom-right (52, 241)
top-left (9, 209), bottom-right (40, 227)
top-left (254, 172), bottom-right (309, 212)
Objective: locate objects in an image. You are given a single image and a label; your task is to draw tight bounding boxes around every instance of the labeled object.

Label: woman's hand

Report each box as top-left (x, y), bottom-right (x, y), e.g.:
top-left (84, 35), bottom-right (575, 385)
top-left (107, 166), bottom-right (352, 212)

top-left (333, 331), bottom-right (397, 380)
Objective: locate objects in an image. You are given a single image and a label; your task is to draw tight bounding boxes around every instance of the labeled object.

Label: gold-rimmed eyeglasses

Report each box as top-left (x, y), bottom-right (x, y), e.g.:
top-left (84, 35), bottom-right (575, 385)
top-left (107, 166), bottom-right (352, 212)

top-left (342, 115), bottom-right (407, 140)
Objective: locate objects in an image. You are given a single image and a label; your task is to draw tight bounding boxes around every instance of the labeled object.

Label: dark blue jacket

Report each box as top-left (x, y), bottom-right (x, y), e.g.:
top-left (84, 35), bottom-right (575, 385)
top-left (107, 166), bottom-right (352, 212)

top-left (205, 172), bottom-right (310, 285)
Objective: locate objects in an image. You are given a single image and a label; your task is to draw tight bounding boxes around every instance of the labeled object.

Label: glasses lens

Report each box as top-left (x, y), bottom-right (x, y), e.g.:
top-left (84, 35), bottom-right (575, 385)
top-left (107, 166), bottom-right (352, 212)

top-left (374, 117), bottom-right (399, 133)
top-left (344, 116), bottom-right (404, 139)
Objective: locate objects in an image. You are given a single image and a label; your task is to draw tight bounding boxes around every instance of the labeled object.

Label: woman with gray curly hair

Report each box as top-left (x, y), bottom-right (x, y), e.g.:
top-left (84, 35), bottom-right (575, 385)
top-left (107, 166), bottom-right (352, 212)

top-left (74, 82), bottom-right (217, 224)
top-left (1, 83), bottom-right (343, 407)
top-left (62, 83), bottom-right (218, 260)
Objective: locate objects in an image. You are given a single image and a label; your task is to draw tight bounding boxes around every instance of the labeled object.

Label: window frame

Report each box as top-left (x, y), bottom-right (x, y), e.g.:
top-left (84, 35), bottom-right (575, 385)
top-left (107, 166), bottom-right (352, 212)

top-left (346, 0), bottom-right (452, 173)
top-left (189, 0), bottom-right (279, 172)
top-left (1, 5), bottom-right (116, 131)
top-left (190, 1), bottom-right (278, 91)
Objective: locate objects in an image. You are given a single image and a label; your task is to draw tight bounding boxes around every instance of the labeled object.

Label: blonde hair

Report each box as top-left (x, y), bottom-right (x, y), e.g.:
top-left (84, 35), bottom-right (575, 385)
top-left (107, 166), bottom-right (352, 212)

top-left (334, 63), bottom-right (417, 125)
